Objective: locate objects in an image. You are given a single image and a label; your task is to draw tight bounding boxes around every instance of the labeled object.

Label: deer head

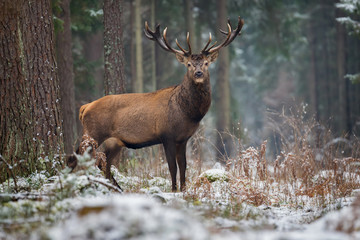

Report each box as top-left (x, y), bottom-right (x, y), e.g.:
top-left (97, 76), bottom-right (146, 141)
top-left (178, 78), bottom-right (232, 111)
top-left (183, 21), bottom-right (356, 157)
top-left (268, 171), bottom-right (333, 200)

top-left (144, 17), bottom-right (244, 84)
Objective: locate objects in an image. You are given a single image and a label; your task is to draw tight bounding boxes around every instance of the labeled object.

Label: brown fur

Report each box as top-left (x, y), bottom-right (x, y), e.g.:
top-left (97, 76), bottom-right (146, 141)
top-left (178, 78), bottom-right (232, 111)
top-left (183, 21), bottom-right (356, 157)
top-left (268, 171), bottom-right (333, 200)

top-left (69, 52), bottom-right (218, 192)
top-left (68, 17), bottom-right (244, 191)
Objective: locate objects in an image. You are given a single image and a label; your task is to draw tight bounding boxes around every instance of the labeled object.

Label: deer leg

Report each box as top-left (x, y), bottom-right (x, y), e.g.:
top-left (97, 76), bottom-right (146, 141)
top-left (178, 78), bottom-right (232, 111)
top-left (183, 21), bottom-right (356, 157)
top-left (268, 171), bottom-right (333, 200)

top-left (103, 139), bottom-right (122, 179)
top-left (102, 139), bottom-right (123, 191)
top-left (176, 141), bottom-right (187, 192)
top-left (163, 142), bottom-right (177, 192)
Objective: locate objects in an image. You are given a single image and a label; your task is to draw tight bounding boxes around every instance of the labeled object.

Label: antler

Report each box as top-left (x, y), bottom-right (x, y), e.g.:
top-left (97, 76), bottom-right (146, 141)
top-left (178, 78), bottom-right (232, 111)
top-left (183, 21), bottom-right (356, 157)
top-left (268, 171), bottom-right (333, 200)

top-left (201, 16), bottom-right (244, 55)
top-left (144, 21), bottom-right (192, 56)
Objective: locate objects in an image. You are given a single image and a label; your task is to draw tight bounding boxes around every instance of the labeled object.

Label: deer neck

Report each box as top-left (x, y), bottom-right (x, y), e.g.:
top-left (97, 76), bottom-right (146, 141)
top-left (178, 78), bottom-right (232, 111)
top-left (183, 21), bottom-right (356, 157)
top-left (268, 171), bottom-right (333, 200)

top-left (175, 74), bottom-right (211, 122)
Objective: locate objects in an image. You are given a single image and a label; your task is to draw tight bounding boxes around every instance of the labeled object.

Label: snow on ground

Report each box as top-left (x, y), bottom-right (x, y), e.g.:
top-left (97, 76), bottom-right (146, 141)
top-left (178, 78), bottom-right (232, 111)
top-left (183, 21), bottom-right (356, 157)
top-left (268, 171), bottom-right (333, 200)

top-left (44, 195), bottom-right (210, 240)
top-left (38, 191), bottom-right (359, 240)
top-left (1, 157), bottom-right (360, 240)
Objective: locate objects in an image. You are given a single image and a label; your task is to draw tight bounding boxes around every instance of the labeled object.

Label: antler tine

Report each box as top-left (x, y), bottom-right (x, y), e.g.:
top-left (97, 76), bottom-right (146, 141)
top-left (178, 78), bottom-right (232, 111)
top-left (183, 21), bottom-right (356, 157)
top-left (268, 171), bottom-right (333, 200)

top-left (144, 21), bottom-right (153, 39)
top-left (144, 22), bottom-right (173, 52)
top-left (201, 33), bottom-right (212, 53)
top-left (205, 41), bottom-right (218, 52)
top-left (186, 32), bottom-right (192, 55)
top-left (219, 19), bottom-right (232, 35)
top-left (144, 21), bottom-right (188, 55)
top-left (206, 22), bottom-right (232, 53)
top-left (162, 28), bottom-right (184, 55)
top-left (175, 39), bottom-right (188, 55)
top-left (219, 16), bottom-right (244, 47)
top-left (174, 32), bottom-right (191, 56)
top-left (202, 16), bottom-right (244, 55)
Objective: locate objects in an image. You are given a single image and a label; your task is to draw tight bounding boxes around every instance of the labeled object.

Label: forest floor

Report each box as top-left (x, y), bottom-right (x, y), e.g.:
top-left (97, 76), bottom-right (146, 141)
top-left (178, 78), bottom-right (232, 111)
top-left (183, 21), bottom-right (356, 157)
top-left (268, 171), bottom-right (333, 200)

top-left (1, 141), bottom-right (360, 240)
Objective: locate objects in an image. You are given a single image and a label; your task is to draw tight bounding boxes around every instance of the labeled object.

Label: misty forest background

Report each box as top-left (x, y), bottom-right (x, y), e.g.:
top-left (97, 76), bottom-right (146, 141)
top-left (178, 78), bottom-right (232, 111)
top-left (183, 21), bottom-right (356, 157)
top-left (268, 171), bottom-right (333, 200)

top-left (1, 0), bottom-right (360, 181)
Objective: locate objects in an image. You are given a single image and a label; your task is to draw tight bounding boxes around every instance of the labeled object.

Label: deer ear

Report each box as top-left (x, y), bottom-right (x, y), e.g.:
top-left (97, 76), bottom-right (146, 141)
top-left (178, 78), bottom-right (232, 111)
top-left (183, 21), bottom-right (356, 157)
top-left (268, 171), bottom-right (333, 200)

top-left (175, 53), bottom-right (187, 65)
top-left (207, 51), bottom-right (219, 63)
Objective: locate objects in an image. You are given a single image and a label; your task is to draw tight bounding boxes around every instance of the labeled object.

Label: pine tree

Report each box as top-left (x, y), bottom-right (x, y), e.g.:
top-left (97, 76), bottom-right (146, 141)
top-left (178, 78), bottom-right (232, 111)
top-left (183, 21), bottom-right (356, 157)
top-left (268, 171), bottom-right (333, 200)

top-left (0, 0), bottom-right (64, 181)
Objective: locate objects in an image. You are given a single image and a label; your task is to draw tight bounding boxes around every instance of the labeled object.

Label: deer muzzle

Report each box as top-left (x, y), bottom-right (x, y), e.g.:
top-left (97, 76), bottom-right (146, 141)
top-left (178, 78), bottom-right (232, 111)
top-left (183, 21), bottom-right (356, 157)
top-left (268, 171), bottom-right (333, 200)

top-left (194, 71), bottom-right (203, 78)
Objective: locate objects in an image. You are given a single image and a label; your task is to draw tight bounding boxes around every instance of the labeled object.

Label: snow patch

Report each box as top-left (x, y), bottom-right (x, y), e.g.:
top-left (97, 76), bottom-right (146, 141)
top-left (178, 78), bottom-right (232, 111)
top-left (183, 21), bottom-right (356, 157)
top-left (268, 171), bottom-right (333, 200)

top-left (46, 195), bottom-right (209, 240)
top-left (199, 169), bottom-right (230, 183)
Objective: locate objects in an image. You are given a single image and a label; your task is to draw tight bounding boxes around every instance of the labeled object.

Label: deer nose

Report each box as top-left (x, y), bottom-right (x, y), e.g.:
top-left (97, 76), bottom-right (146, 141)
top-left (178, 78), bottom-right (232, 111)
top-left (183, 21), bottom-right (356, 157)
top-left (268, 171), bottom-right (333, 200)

top-left (195, 71), bottom-right (203, 78)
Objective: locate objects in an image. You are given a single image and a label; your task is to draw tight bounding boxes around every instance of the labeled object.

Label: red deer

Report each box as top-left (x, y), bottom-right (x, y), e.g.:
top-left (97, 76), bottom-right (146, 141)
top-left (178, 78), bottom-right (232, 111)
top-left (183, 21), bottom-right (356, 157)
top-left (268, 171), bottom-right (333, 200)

top-left (68, 17), bottom-right (244, 192)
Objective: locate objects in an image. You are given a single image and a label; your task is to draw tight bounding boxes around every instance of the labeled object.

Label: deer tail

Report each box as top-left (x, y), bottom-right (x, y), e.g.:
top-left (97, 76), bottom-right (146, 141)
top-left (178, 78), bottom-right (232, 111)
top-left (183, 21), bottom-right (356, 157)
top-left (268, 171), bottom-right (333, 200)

top-left (79, 103), bottom-right (90, 123)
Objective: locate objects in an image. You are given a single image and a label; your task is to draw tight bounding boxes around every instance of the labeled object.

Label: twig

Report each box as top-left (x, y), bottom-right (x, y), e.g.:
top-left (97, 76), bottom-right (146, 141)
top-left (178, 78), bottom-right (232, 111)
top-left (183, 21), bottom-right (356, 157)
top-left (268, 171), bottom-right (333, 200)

top-left (0, 154), bottom-right (18, 193)
top-left (87, 176), bottom-right (122, 194)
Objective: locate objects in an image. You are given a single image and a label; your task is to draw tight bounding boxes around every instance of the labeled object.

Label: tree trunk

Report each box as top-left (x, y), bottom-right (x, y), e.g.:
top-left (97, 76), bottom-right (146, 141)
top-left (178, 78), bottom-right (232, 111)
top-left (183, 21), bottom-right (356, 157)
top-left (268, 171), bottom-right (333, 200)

top-left (308, 21), bottom-right (319, 122)
top-left (103, 0), bottom-right (126, 95)
top-left (83, 31), bottom-right (104, 100)
top-left (56, 0), bottom-right (76, 155)
top-left (133, 0), bottom-right (143, 93)
top-left (129, 0), bottom-right (136, 92)
top-left (150, 0), bottom-right (157, 91)
top-left (215, 0), bottom-right (232, 163)
top-left (336, 9), bottom-right (351, 136)
top-left (322, 33), bottom-right (331, 123)
top-left (183, 0), bottom-right (195, 48)
top-left (0, 0), bottom-right (64, 181)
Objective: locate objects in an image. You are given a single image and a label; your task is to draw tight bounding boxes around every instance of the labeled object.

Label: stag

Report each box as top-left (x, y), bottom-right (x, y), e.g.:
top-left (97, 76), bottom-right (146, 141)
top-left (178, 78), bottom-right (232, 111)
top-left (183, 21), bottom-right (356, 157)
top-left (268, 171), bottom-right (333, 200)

top-left (68, 17), bottom-right (244, 192)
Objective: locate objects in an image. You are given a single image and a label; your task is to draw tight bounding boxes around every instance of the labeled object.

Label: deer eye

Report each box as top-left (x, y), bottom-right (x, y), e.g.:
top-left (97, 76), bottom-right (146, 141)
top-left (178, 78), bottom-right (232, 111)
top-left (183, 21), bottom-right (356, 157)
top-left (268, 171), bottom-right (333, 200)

top-left (204, 62), bottom-right (209, 66)
top-left (187, 63), bottom-right (191, 67)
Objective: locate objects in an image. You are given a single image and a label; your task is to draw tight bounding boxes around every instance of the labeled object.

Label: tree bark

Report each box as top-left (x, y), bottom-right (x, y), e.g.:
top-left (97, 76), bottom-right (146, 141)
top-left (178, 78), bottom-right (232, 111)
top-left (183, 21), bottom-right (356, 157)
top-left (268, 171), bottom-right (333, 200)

top-left (0, 0), bottom-right (64, 181)
top-left (133, 0), bottom-right (143, 93)
top-left (83, 31), bottom-right (104, 99)
top-left (183, 0), bottom-right (195, 48)
top-left (215, 0), bottom-right (232, 163)
top-left (129, 0), bottom-right (136, 92)
top-left (150, 0), bottom-right (157, 91)
top-left (56, 0), bottom-right (76, 154)
top-left (103, 0), bottom-right (126, 95)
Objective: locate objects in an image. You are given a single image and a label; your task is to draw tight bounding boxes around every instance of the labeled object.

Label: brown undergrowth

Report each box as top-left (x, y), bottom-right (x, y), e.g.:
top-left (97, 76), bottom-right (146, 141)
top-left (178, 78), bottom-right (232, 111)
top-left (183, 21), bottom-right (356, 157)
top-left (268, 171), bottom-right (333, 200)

top-left (181, 107), bottom-right (360, 209)
top-left (75, 107), bottom-right (360, 210)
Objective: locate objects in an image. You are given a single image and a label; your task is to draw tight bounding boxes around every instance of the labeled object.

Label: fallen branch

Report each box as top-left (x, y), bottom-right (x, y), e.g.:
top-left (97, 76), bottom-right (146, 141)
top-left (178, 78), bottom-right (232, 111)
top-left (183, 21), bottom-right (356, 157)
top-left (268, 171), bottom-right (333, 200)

top-left (87, 176), bottom-right (122, 194)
